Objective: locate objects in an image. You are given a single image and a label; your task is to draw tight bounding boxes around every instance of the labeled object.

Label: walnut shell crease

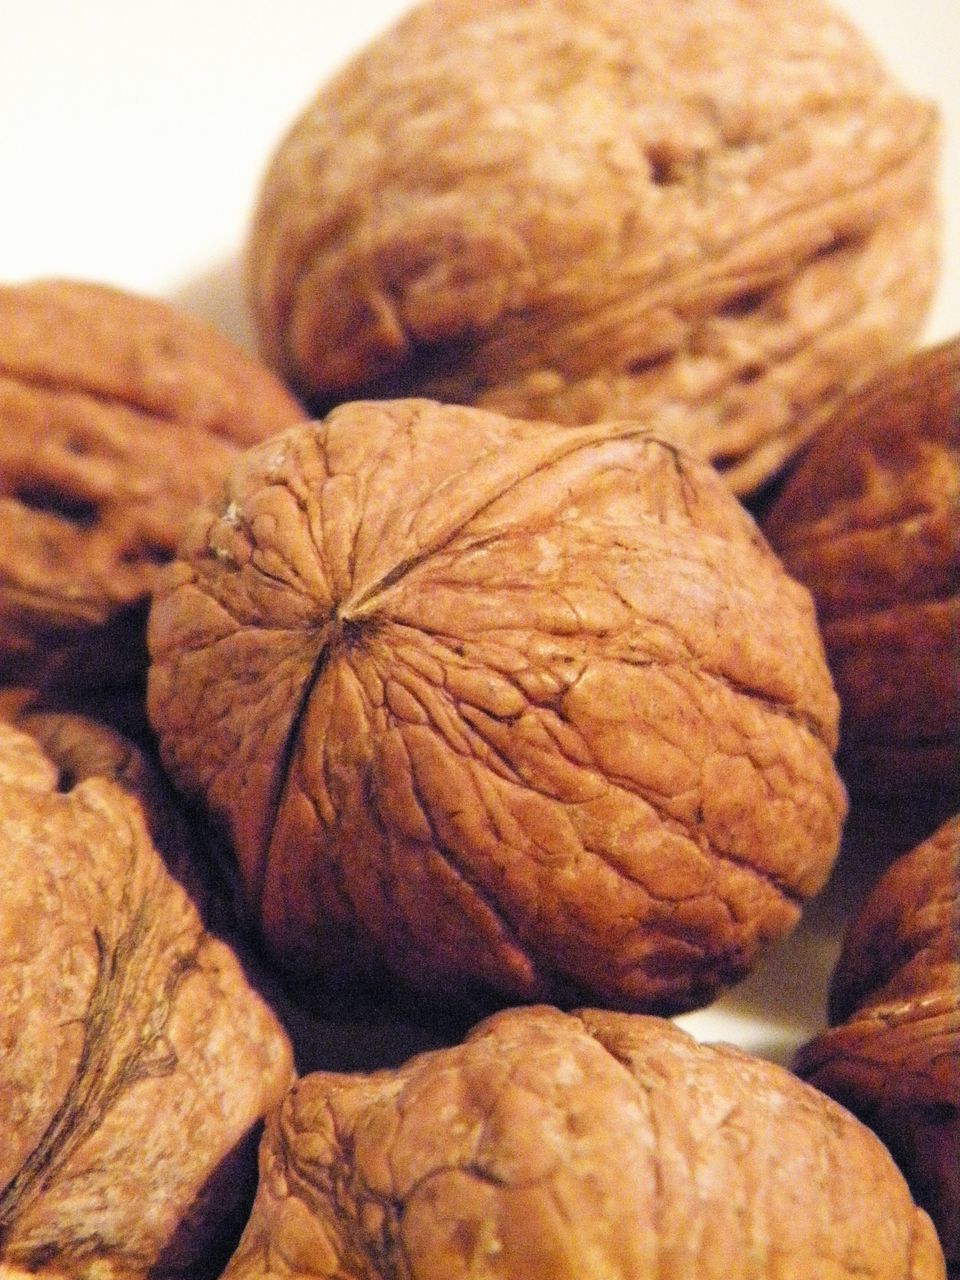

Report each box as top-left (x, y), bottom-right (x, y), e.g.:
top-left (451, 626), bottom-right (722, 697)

top-left (147, 398), bottom-right (846, 1016)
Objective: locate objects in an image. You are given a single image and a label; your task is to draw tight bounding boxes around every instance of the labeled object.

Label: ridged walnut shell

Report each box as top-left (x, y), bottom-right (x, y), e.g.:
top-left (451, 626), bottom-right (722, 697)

top-left (0, 719), bottom-right (295, 1279)
top-left (10, 707), bottom-right (242, 937)
top-left (247, 0), bottom-right (940, 495)
top-left (221, 1005), bottom-right (946, 1280)
top-left (0, 279), bottom-right (306, 691)
top-left (796, 815), bottom-right (960, 1271)
top-left (763, 337), bottom-right (960, 815)
top-left (147, 399), bottom-right (846, 1016)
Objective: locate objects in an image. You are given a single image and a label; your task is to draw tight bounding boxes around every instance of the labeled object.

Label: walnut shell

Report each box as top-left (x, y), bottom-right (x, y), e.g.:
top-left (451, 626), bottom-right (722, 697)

top-left (221, 1005), bottom-right (945, 1279)
top-left (246, 0), bottom-right (940, 495)
top-left (795, 815), bottom-right (960, 1269)
top-left (763, 337), bottom-right (960, 816)
top-left (0, 279), bottom-right (307, 691)
top-left (12, 707), bottom-right (244, 937)
top-left (147, 399), bottom-right (846, 1016)
top-left (0, 719), bottom-right (295, 1279)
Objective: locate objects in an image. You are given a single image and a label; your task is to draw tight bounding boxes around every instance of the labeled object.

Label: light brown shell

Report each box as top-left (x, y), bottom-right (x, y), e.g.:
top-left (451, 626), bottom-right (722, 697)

top-left (147, 398), bottom-right (846, 1017)
top-left (221, 1005), bottom-right (946, 1280)
top-left (0, 719), bottom-right (295, 1279)
top-left (763, 336), bottom-right (960, 815)
top-left (247, 0), bottom-right (940, 495)
top-left (0, 279), bottom-right (307, 690)
top-left (796, 815), bottom-right (960, 1269)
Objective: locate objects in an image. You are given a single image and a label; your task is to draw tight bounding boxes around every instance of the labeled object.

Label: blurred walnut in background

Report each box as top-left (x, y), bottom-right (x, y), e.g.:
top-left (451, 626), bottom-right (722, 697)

top-left (247, 0), bottom-right (940, 495)
top-left (796, 814), bottom-right (960, 1274)
top-left (764, 337), bottom-right (959, 825)
top-left (0, 279), bottom-right (306, 694)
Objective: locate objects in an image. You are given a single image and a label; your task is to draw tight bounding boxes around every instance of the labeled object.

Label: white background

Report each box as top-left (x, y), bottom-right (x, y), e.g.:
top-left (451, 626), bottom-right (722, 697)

top-left (1, 2), bottom-right (956, 1062)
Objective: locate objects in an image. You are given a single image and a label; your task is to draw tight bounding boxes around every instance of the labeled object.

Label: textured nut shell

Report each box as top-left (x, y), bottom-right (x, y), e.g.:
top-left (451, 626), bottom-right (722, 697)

top-left (796, 816), bottom-right (960, 1268)
top-left (247, 0), bottom-right (940, 495)
top-left (0, 279), bottom-right (306, 689)
top-left (764, 337), bottom-right (960, 812)
top-left (0, 721), bottom-right (295, 1278)
top-left (13, 708), bottom-right (242, 935)
top-left (147, 399), bottom-right (845, 1015)
top-left (221, 1005), bottom-right (945, 1280)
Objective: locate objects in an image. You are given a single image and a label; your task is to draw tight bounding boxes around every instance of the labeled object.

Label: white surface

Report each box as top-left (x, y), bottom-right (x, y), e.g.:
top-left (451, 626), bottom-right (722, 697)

top-left (1, 2), bottom-right (956, 1065)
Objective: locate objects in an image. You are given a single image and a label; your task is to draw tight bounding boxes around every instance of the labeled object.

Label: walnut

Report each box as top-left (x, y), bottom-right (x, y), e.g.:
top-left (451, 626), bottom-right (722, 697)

top-left (147, 399), bottom-right (846, 1017)
top-left (796, 815), bottom-right (960, 1272)
top-left (220, 1005), bottom-right (946, 1279)
top-left (12, 707), bottom-right (243, 937)
top-left (0, 719), bottom-right (295, 1279)
top-left (763, 337), bottom-right (959, 818)
top-left (246, 0), bottom-right (940, 495)
top-left (0, 279), bottom-right (307, 692)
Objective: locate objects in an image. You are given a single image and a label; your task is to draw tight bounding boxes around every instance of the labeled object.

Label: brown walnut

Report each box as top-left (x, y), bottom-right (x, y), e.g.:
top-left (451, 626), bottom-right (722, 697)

top-left (147, 398), bottom-right (846, 1016)
top-left (796, 815), bottom-right (960, 1272)
top-left (763, 337), bottom-right (960, 817)
top-left (0, 279), bottom-right (307, 691)
top-left (0, 719), bottom-right (295, 1279)
top-left (221, 1005), bottom-right (946, 1279)
top-left (246, 0), bottom-right (940, 495)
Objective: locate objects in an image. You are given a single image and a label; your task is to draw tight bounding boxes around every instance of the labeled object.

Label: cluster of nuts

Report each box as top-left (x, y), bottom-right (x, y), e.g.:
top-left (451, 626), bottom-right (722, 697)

top-left (1, 1), bottom-right (957, 1276)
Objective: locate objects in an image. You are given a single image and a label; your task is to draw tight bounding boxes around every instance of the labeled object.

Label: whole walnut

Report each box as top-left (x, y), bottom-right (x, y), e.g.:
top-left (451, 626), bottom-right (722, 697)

top-left (0, 279), bottom-right (306, 691)
top-left (796, 815), bottom-right (960, 1272)
top-left (763, 337), bottom-right (959, 818)
top-left (147, 399), bottom-right (846, 1017)
top-left (0, 719), bottom-right (295, 1279)
top-left (246, 0), bottom-right (940, 495)
top-left (221, 1005), bottom-right (946, 1279)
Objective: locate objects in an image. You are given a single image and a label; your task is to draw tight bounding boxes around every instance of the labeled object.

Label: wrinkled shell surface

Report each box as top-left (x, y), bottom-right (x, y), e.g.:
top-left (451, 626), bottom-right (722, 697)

top-left (247, 0), bottom-right (940, 494)
top-left (13, 708), bottom-right (243, 937)
top-left (0, 279), bottom-right (306, 689)
top-left (796, 815), bottom-right (960, 1268)
top-left (764, 337), bottom-right (960, 814)
top-left (148, 399), bottom-right (846, 1015)
top-left (221, 1005), bottom-right (946, 1279)
top-left (0, 720), bottom-right (295, 1279)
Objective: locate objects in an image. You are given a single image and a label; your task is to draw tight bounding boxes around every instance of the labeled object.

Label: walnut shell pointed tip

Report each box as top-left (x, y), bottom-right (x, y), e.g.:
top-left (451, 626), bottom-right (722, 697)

top-left (147, 398), bottom-right (847, 1017)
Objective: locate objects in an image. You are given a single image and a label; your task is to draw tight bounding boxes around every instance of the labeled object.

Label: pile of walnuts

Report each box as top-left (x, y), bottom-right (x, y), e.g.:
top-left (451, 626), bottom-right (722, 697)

top-left (1, 1), bottom-right (956, 1277)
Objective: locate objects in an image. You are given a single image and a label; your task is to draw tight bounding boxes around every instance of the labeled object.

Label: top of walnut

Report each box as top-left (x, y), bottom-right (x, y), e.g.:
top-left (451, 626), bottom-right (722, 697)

top-left (221, 1005), bottom-right (946, 1280)
top-left (147, 398), bottom-right (846, 1018)
top-left (247, 0), bottom-right (940, 494)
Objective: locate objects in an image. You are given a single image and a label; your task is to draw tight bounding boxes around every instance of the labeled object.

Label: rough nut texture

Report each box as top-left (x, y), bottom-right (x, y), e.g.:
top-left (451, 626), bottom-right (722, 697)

top-left (764, 337), bottom-right (960, 816)
top-left (12, 708), bottom-right (243, 937)
top-left (221, 1005), bottom-right (945, 1279)
top-left (247, 0), bottom-right (940, 495)
top-left (0, 279), bottom-right (306, 690)
top-left (796, 815), bottom-right (960, 1272)
top-left (0, 720), bottom-right (295, 1279)
top-left (147, 399), bottom-right (846, 1015)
